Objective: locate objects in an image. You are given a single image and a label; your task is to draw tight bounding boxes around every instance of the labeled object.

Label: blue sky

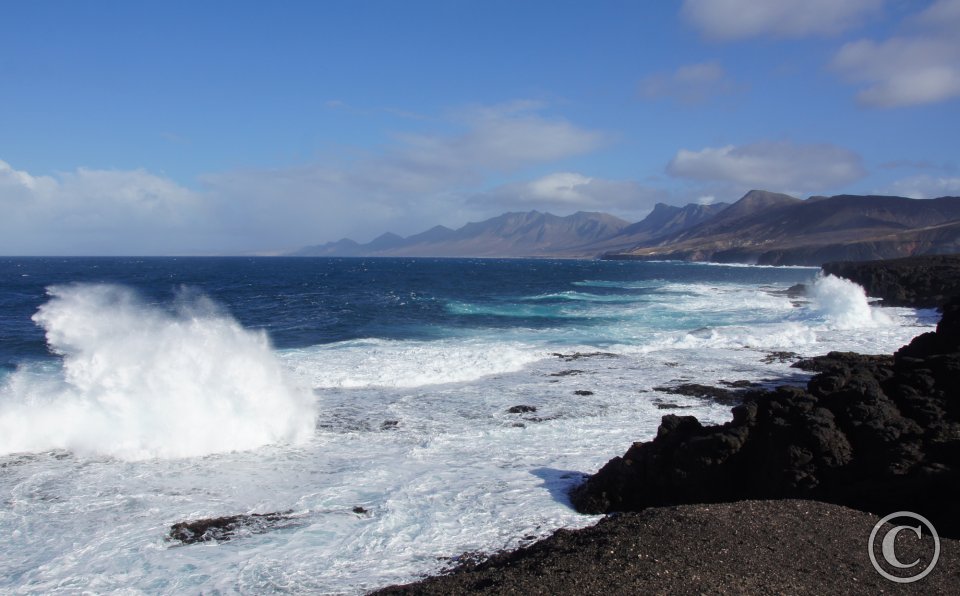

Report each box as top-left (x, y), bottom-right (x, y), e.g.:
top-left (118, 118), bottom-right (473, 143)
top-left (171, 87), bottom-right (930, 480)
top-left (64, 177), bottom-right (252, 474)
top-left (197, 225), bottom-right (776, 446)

top-left (1, 0), bottom-right (958, 255)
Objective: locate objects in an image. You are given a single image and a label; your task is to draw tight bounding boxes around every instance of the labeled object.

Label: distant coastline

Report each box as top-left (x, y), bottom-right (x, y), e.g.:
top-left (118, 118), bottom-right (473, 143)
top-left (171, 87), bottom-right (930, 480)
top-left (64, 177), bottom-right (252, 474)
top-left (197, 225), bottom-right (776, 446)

top-left (292, 191), bottom-right (960, 266)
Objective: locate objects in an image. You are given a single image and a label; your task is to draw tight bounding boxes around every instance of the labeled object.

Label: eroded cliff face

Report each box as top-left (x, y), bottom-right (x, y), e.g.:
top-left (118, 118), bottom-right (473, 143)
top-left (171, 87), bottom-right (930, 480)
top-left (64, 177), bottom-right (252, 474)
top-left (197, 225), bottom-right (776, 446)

top-left (571, 279), bottom-right (960, 537)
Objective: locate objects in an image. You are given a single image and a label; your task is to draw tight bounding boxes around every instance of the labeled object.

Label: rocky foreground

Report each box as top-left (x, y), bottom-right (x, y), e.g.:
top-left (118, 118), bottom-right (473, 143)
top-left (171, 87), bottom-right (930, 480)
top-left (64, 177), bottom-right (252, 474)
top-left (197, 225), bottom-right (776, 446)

top-left (374, 256), bottom-right (960, 594)
top-left (571, 297), bottom-right (960, 536)
top-left (372, 500), bottom-right (959, 595)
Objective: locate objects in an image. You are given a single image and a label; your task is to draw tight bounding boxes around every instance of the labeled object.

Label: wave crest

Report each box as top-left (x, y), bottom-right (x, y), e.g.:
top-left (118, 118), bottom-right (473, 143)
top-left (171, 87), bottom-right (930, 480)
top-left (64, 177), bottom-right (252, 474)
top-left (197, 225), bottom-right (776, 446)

top-left (810, 274), bottom-right (892, 329)
top-left (0, 284), bottom-right (316, 460)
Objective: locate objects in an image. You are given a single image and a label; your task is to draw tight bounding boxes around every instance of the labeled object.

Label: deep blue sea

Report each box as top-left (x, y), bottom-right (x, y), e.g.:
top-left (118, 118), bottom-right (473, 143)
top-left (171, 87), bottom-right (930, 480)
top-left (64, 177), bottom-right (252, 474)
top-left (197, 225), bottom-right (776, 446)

top-left (0, 257), bottom-right (936, 593)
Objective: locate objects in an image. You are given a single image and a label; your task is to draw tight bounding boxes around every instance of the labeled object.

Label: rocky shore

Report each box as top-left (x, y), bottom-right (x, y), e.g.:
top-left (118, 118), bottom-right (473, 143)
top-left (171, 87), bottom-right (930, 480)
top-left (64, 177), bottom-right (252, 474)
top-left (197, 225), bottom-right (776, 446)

top-left (372, 500), bottom-right (959, 595)
top-left (571, 297), bottom-right (960, 536)
top-left (373, 255), bottom-right (960, 594)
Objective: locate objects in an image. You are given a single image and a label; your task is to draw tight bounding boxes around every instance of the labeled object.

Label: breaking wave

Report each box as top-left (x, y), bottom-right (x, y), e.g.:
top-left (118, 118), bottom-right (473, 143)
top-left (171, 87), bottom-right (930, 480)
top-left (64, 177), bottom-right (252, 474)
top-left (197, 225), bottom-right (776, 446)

top-left (810, 273), bottom-right (892, 329)
top-left (0, 284), bottom-right (316, 460)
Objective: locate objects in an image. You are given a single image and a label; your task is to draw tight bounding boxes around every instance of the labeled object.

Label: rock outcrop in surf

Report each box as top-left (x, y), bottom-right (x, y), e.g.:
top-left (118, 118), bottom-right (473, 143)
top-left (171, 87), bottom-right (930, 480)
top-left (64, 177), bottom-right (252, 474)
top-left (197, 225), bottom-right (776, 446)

top-left (571, 292), bottom-right (960, 537)
top-left (822, 254), bottom-right (960, 308)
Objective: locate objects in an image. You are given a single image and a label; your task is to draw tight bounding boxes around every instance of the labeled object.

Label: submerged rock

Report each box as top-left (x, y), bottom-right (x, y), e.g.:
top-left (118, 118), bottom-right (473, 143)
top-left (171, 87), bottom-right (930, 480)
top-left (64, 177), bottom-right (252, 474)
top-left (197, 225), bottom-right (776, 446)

top-left (550, 369), bottom-right (585, 377)
top-left (169, 511), bottom-right (299, 544)
top-left (762, 351), bottom-right (799, 364)
top-left (652, 383), bottom-right (743, 406)
top-left (551, 351), bottom-right (618, 361)
top-left (653, 401), bottom-right (693, 410)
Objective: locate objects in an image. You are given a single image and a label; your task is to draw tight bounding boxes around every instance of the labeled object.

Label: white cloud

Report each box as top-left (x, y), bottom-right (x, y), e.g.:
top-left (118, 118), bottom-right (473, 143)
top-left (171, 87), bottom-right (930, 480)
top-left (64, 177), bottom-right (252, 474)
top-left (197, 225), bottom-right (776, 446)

top-left (831, 0), bottom-right (960, 107)
top-left (204, 101), bottom-right (610, 244)
top-left (832, 38), bottom-right (960, 107)
top-left (666, 141), bottom-right (866, 193)
top-left (681, 0), bottom-right (882, 40)
top-left (0, 160), bottom-right (205, 255)
top-left (0, 102), bottom-right (611, 254)
top-left (528, 172), bottom-right (595, 204)
top-left (471, 172), bottom-right (666, 215)
top-left (638, 62), bottom-right (739, 104)
top-left (392, 101), bottom-right (606, 175)
top-left (882, 174), bottom-right (960, 199)
top-left (910, 0), bottom-right (960, 30)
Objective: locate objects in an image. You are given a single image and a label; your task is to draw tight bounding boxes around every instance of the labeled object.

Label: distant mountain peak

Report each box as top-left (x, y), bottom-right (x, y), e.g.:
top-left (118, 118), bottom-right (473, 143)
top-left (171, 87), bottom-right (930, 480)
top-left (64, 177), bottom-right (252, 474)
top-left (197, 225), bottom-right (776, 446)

top-left (292, 193), bottom-right (960, 264)
top-left (291, 203), bottom-right (734, 258)
top-left (606, 193), bottom-right (960, 265)
top-left (724, 189), bottom-right (800, 215)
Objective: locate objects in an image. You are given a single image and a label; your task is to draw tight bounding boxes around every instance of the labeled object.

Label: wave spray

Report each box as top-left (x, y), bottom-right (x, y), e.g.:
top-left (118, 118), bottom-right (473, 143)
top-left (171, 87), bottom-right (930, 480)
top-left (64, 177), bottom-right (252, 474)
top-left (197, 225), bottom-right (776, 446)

top-left (810, 273), bottom-right (892, 329)
top-left (0, 284), bottom-right (316, 460)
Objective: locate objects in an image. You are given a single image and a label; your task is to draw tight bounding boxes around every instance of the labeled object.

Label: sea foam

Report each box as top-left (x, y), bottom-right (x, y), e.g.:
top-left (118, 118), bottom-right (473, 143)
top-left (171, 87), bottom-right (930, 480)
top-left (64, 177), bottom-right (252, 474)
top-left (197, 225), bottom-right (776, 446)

top-left (0, 284), bottom-right (316, 460)
top-left (810, 273), bottom-right (892, 329)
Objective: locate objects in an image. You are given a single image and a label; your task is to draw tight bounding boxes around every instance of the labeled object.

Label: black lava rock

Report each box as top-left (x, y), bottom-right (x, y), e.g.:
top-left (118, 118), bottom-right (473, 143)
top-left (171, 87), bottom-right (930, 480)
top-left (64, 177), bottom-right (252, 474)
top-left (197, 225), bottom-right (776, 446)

top-left (572, 296), bottom-right (960, 538)
top-left (169, 511), bottom-right (298, 544)
top-left (822, 254), bottom-right (960, 308)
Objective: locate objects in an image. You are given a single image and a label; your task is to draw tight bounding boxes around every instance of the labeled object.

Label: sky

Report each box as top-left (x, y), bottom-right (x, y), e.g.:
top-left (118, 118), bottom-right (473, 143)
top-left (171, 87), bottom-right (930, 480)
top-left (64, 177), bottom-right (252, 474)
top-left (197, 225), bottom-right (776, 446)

top-left (1, 0), bottom-right (959, 255)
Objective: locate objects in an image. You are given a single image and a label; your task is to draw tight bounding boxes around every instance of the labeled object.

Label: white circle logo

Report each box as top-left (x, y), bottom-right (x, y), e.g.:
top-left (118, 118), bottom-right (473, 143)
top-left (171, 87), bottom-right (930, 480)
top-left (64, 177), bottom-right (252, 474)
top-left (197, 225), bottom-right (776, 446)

top-left (868, 511), bottom-right (940, 583)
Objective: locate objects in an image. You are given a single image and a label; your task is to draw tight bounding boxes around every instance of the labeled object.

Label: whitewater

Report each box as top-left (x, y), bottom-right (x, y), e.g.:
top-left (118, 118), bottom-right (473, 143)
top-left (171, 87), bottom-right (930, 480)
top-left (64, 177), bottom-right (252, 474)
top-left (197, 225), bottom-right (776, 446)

top-left (0, 258), bottom-right (936, 594)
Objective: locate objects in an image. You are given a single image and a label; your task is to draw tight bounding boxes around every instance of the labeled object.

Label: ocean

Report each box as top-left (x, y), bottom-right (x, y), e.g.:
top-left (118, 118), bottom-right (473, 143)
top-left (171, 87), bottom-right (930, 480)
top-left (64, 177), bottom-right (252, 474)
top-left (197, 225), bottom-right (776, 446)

top-left (0, 257), bottom-right (937, 593)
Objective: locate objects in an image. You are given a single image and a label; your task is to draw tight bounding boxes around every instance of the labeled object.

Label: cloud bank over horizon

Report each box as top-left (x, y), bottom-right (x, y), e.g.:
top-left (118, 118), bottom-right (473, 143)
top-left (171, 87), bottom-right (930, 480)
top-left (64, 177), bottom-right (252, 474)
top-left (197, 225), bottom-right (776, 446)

top-left (666, 141), bottom-right (867, 195)
top-left (0, 1), bottom-right (956, 255)
top-left (1, 103), bottom-right (621, 254)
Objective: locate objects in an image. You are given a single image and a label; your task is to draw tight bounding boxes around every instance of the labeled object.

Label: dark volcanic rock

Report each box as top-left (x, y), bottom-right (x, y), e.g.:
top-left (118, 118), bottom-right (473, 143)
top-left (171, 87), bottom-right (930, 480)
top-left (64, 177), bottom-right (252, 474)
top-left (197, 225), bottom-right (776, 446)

top-left (823, 254), bottom-right (960, 308)
top-left (762, 351), bottom-right (800, 364)
top-left (550, 369), bottom-right (585, 377)
top-left (572, 297), bottom-right (960, 537)
top-left (169, 511), bottom-right (298, 544)
top-left (372, 500), bottom-right (960, 595)
top-left (653, 383), bottom-right (743, 406)
top-left (718, 379), bottom-right (758, 388)
top-left (791, 351), bottom-right (893, 373)
top-left (551, 351), bottom-right (617, 361)
top-left (507, 405), bottom-right (537, 414)
top-left (786, 283), bottom-right (807, 297)
top-left (654, 402), bottom-right (693, 410)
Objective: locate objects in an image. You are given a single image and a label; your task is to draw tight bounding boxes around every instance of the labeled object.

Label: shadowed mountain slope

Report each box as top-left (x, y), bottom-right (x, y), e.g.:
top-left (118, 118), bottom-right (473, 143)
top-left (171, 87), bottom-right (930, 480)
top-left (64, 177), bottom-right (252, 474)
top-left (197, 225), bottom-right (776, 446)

top-left (606, 191), bottom-right (960, 265)
top-left (293, 192), bottom-right (960, 263)
top-left (292, 203), bottom-right (727, 258)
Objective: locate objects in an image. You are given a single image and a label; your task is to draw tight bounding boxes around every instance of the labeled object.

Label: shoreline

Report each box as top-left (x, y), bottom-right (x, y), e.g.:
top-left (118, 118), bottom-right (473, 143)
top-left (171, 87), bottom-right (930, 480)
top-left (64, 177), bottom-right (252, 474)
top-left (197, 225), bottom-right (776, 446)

top-left (371, 500), bottom-right (959, 595)
top-left (372, 255), bottom-right (960, 594)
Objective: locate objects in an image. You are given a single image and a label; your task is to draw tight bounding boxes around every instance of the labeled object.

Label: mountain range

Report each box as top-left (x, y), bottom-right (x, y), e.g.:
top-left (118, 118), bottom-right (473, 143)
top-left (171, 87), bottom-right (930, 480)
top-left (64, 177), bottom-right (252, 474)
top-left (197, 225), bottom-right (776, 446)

top-left (292, 202), bottom-right (727, 259)
top-left (292, 190), bottom-right (960, 265)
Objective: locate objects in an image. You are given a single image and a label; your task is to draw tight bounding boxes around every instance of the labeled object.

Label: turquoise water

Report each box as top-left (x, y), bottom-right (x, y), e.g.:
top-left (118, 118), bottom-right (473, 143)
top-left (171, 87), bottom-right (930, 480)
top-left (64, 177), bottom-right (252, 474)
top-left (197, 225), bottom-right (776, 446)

top-left (0, 258), bottom-right (935, 593)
